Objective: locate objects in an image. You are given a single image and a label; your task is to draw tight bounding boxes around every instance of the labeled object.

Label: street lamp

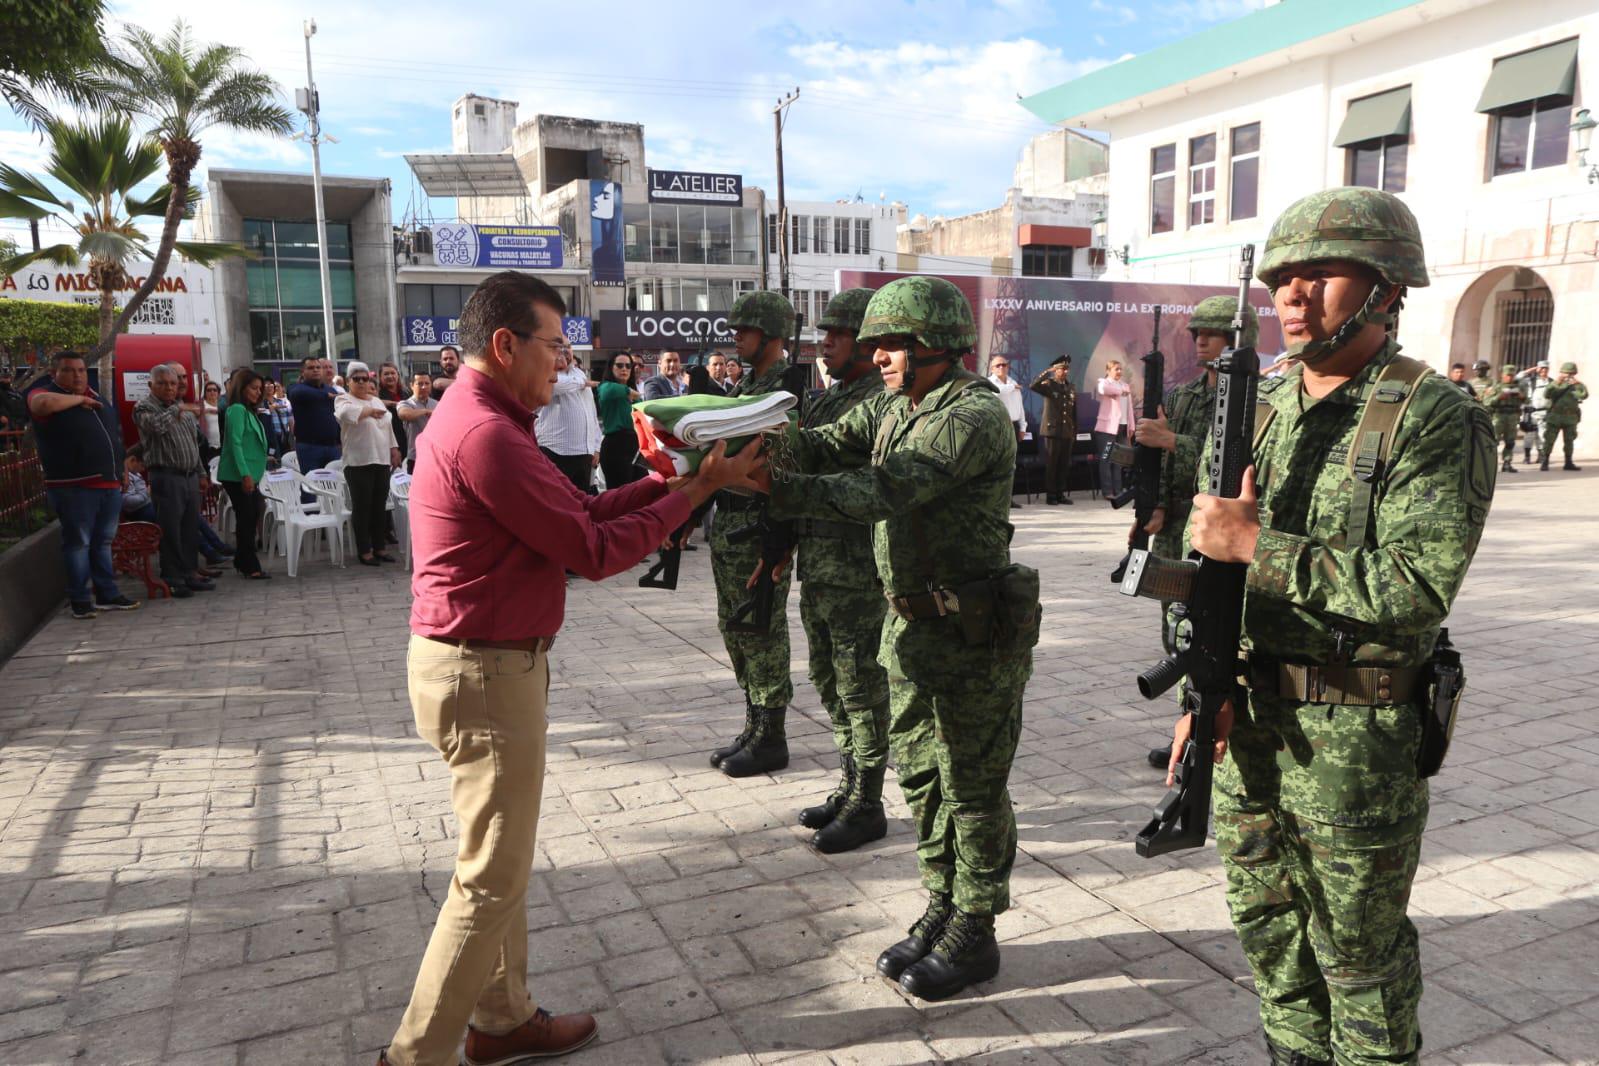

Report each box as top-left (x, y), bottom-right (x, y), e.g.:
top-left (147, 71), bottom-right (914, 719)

top-left (1091, 215), bottom-right (1130, 265)
top-left (1573, 108), bottom-right (1598, 184)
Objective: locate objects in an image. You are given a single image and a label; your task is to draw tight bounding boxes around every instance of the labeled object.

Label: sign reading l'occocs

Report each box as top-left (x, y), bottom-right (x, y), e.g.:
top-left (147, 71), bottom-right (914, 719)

top-left (646, 169), bottom-right (743, 205)
top-left (600, 310), bottom-right (734, 347)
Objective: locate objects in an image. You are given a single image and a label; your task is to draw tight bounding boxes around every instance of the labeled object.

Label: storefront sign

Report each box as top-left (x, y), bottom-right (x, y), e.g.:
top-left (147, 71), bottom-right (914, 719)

top-left (0, 262), bottom-right (215, 338)
top-left (647, 169), bottom-right (743, 205)
top-left (562, 316), bottom-right (593, 347)
top-left (403, 315), bottom-right (459, 347)
top-left (599, 310), bottom-right (734, 347)
top-left (430, 223), bottom-right (564, 270)
top-left (589, 181), bottom-right (625, 288)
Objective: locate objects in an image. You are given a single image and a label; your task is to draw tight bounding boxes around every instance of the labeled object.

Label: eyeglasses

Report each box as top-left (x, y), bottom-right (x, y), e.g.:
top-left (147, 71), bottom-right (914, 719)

top-left (349, 375), bottom-right (372, 383)
top-left (508, 329), bottom-right (569, 351)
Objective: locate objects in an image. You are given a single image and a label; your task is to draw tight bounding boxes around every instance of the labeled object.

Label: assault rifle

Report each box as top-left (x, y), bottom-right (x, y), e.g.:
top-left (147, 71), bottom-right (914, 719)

top-left (1118, 246), bottom-right (1258, 857)
top-left (1109, 308), bottom-right (1165, 584)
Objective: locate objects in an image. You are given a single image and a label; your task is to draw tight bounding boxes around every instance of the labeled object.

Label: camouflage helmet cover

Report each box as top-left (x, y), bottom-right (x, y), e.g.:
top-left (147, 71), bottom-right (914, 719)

top-left (857, 275), bottom-right (976, 351)
top-left (817, 287), bottom-right (876, 333)
top-left (1256, 186), bottom-right (1429, 290)
top-left (1561, 361), bottom-right (1579, 374)
top-left (1501, 365), bottom-right (1517, 377)
top-left (1187, 295), bottom-right (1259, 348)
top-left (727, 290), bottom-right (795, 339)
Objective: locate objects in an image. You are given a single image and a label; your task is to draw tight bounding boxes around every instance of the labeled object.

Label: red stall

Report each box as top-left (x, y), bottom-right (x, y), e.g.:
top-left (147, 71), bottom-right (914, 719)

top-left (113, 335), bottom-right (204, 445)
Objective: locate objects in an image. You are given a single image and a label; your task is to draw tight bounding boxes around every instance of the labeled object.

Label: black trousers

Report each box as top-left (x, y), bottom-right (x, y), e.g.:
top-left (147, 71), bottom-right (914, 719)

top-left (148, 467), bottom-right (200, 585)
top-left (599, 429), bottom-right (641, 490)
top-left (541, 447), bottom-right (594, 495)
top-left (1043, 436), bottom-right (1072, 498)
top-left (344, 464), bottom-right (390, 557)
top-left (1092, 430), bottom-right (1125, 498)
top-left (221, 480), bottom-right (264, 575)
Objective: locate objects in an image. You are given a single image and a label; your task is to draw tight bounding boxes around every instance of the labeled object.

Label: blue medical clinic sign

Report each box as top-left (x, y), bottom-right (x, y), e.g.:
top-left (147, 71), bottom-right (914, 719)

top-left (404, 316), bottom-right (593, 348)
top-left (430, 223), bottom-right (564, 270)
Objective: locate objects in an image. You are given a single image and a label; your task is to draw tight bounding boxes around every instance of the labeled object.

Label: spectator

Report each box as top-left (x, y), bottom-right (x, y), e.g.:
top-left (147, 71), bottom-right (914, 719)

top-left (218, 369), bottom-right (271, 580)
top-left (725, 359), bottom-right (743, 389)
top-left (707, 352), bottom-right (730, 393)
top-left (122, 444), bottom-right (157, 522)
top-left (335, 362), bottom-right (402, 566)
top-left (596, 354), bottom-right (641, 489)
top-left (1447, 363), bottom-right (1475, 398)
top-left (641, 350), bottom-right (685, 400)
top-left (264, 380), bottom-right (294, 459)
top-left (0, 366), bottom-right (29, 444)
top-left (535, 341), bottom-right (602, 494)
top-left (133, 363), bottom-right (212, 598)
top-left (1029, 355), bottom-right (1077, 506)
top-left (26, 351), bottom-right (138, 618)
top-left (377, 361), bottom-right (410, 452)
top-left (200, 380), bottom-right (223, 463)
top-left (432, 344), bottom-right (461, 397)
top-left (989, 356), bottom-right (1026, 437)
top-left (1093, 358), bottom-right (1134, 499)
top-left (397, 372), bottom-right (437, 474)
top-left (288, 356), bottom-right (341, 472)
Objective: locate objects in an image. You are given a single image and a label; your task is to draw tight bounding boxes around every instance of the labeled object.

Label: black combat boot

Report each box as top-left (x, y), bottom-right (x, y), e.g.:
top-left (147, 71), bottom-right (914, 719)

top-left (812, 764), bottom-right (887, 853)
top-left (898, 909), bottom-right (1001, 1000)
top-left (799, 754), bottom-right (854, 829)
top-left (1540, 457), bottom-right (1551, 471)
top-left (1565, 460), bottom-right (1581, 471)
top-left (1045, 494), bottom-right (1060, 505)
top-left (1265, 1036), bottom-right (1332, 1065)
top-left (1501, 459), bottom-right (1517, 473)
top-left (876, 892), bottom-right (953, 981)
top-left (710, 698), bottom-right (758, 768)
top-left (1147, 743), bottom-right (1173, 769)
top-left (720, 706), bottom-right (789, 777)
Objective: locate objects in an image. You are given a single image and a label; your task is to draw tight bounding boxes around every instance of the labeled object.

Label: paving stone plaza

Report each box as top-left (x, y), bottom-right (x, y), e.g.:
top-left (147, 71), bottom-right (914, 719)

top-left (1, 468), bottom-right (1596, 1065)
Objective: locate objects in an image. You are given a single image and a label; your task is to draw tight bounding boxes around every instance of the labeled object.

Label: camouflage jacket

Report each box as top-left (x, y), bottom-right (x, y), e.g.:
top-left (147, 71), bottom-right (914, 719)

top-left (1483, 381), bottom-right (1524, 418)
top-left (733, 355), bottom-right (790, 399)
top-left (771, 366), bottom-right (1016, 596)
top-left (1469, 374), bottom-right (1495, 400)
top-left (1157, 374), bottom-right (1215, 522)
top-left (1238, 341), bottom-right (1496, 668)
top-left (794, 369), bottom-right (884, 589)
top-left (1544, 380), bottom-right (1587, 427)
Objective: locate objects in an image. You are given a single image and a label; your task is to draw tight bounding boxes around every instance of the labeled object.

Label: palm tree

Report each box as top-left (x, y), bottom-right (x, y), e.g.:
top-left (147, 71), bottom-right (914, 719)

top-left (96, 19), bottom-right (294, 362)
top-left (0, 115), bottom-right (241, 381)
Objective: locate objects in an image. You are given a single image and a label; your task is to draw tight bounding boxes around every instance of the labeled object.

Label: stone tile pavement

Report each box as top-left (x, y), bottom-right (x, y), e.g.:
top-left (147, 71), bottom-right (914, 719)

top-left (1, 466), bottom-right (1597, 1065)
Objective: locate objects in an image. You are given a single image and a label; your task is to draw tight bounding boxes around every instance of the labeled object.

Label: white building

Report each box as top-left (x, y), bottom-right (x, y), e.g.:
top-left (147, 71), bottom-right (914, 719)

top-left (1021, 0), bottom-right (1597, 371)
top-left (764, 200), bottom-right (907, 344)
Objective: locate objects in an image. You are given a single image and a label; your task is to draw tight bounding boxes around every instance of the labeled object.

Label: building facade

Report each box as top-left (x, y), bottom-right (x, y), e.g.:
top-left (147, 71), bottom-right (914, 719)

top-left (1021, 0), bottom-right (1598, 371)
top-left (764, 200), bottom-right (907, 344)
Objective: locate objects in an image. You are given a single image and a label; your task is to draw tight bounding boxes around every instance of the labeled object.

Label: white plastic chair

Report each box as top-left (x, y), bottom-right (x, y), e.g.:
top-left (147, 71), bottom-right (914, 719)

top-left (389, 472), bottom-right (413, 569)
top-left (208, 456), bottom-right (233, 540)
top-left (326, 459), bottom-right (346, 475)
top-left (305, 469), bottom-right (355, 555)
top-left (281, 451), bottom-right (301, 473)
top-left (260, 470), bottom-right (296, 556)
top-left (259, 477), bottom-right (345, 576)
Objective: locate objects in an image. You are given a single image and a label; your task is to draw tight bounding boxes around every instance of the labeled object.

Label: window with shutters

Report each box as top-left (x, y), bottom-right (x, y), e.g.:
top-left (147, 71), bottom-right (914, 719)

top-left (1188, 133), bottom-right (1216, 227)
top-left (836, 217), bottom-right (851, 256)
top-left (1229, 123), bottom-right (1260, 220)
top-left (855, 218), bottom-right (871, 255)
top-left (1150, 144), bottom-right (1176, 234)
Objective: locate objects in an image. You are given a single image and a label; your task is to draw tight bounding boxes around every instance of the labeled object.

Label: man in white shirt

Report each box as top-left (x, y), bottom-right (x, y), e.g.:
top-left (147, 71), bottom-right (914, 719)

top-left (397, 372), bottom-right (439, 474)
top-left (988, 356), bottom-right (1025, 436)
top-left (535, 346), bottom-right (602, 494)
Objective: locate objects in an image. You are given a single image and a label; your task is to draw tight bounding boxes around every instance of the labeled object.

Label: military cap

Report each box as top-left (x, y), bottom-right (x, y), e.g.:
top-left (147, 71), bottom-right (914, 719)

top-left (1188, 295), bottom-right (1259, 348)
top-left (1257, 186), bottom-right (1428, 290)
top-left (728, 290), bottom-right (795, 339)
top-left (1501, 366), bottom-right (1517, 377)
top-left (858, 276), bottom-right (976, 352)
top-left (817, 287), bottom-right (876, 333)
top-left (1561, 361), bottom-right (1579, 374)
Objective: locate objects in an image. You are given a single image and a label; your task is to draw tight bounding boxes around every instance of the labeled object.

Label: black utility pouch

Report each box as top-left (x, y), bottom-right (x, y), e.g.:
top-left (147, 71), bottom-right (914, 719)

top-left (1417, 627), bottom-right (1465, 778)
top-left (955, 565), bottom-right (1041, 652)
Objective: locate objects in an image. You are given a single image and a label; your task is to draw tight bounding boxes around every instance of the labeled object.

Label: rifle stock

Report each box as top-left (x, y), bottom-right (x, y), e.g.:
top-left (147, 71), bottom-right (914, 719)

top-left (1110, 308), bottom-right (1164, 583)
top-left (725, 509), bottom-right (793, 633)
top-left (1128, 247), bottom-right (1258, 858)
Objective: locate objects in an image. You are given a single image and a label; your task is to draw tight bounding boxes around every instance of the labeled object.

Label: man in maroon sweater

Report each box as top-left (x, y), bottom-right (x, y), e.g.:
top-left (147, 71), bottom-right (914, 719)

top-left (381, 272), bottom-right (762, 1066)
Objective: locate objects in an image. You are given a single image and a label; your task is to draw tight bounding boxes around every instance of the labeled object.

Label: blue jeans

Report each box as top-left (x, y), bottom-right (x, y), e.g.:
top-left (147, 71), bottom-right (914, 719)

top-left (294, 442), bottom-right (342, 473)
top-left (46, 486), bottom-right (123, 606)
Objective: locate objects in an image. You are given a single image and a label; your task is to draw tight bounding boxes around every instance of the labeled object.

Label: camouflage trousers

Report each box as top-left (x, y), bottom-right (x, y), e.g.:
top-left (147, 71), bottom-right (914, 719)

top-left (1494, 416), bottom-right (1519, 461)
top-left (883, 613), bottom-right (1028, 917)
top-left (709, 504), bottom-right (793, 710)
top-left (1152, 501), bottom-right (1192, 562)
top-left (799, 581), bottom-right (890, 770)
top-left (1542, 422), bottom-right (1578, 462)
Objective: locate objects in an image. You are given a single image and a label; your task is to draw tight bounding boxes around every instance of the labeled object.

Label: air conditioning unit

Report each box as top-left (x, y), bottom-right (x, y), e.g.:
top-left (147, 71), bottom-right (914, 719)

top-left (412, 228), bottom-right (434, 256)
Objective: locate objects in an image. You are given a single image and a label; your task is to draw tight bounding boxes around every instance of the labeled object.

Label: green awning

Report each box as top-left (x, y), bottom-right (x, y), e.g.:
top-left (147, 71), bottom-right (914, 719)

top-left (1475, 38), bottom-right (1579, 113)
top-left (1334, 86), bottom-right (1412, 147)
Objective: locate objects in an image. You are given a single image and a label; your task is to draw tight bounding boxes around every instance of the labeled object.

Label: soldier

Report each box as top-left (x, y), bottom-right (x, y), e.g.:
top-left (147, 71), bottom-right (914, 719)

top-left (1540, 361), bottom-right (1587, 471)
top-left (1468, 358), bottom-right (1494, 400)
top-left (1484, 365), bottom-right (1525, 473)
top-left (1516, 360), bottom-right (1551, 464)
top-left (754, 275), bottom-right (1038, 1001)
top-left (1028, 356), bottom-right (1075, 504)
top-left (707, 291), bottom-right (799, 778)
top-left (790, 288), bottom-right (893, 853)
top-left (1180, 187), bottom-right (1495, 1065)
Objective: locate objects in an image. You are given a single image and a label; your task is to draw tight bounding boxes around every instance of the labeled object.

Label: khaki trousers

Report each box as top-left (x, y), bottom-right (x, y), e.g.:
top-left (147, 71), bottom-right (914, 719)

top-left (386, 635), bottom-right (550, 1066)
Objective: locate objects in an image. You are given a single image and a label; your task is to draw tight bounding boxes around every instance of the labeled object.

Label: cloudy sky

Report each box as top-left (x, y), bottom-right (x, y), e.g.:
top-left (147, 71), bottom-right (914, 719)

top-left (2, 0), bottom-right (1263, 239)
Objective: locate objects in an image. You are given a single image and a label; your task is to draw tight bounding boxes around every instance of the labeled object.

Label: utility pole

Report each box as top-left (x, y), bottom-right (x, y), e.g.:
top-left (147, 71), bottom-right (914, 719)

top-left (299, 20), bottom-right (338, 369)
top-left (773, 88), bottom-right (799, 299)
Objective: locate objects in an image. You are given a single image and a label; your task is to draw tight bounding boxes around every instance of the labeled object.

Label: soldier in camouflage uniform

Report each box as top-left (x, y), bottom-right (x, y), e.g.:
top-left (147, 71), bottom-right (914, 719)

top-left (793, 288), bottom-right (893, 853)
top-left (757, 275), bottom-right (1037, 1001)
top-left (708, 291), bottom-right (799, 778)
top-left (1540, 361), bottom-right (1586, 471)
top-left (1183, 187), bottom-right (1495, 1065)
top-left (1483, 365), bottom-right (1525, 473)
top-left (1468, 359), bottom-right (1494, 401)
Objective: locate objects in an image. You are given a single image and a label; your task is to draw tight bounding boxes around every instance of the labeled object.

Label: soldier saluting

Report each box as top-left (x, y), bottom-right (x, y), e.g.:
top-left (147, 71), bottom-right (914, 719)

top-left (752, 276), bottom-right (1039, 1001)
top-left (1179, 188), bottom-right (1495, 1065)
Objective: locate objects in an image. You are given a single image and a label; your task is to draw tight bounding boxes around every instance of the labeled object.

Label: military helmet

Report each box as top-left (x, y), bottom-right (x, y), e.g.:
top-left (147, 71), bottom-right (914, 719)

top-left (1256, 187), bottom-right (1429, 290)
top-left (857, 275), bottom-right (976, 352)
top-left (817, 287), bottom-right (876, 333)
top-left (727, 290), bottom-right (795, 340)
top-left (1187, 296), bottom-right (1259, 348)
top-left (1473, 360), bottom-right (1491, 373)
top-left (1561, 361), bottom-right (1579, 374)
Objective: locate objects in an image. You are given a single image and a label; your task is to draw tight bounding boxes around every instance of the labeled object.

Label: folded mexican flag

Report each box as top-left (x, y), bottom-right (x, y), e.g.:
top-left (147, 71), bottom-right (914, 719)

top-left (632, 393), bottom-right (797, 477)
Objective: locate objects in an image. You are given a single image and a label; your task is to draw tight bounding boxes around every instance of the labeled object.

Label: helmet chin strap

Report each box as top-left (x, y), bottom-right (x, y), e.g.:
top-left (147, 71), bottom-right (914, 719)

top-left (1286, 284), bottom-right (1398, 365)
top-left (899, 343), bottom-right (950, 393)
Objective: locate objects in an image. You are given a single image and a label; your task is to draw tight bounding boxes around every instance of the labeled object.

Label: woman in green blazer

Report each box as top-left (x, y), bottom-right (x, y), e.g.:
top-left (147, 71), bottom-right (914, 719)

top-left (218, 369), bottom-right (271, 578)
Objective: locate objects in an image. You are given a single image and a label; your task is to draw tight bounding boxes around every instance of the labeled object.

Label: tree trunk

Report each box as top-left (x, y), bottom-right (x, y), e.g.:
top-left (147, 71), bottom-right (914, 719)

top-left (96, 285), bottom-right (117, 390)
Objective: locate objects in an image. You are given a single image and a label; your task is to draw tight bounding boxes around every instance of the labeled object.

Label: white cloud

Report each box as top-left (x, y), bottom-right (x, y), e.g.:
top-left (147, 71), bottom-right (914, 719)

top-left (1089, 0), bottom-right (1140, 24)
top-left (1152, 0), bottom-right (1264, 32)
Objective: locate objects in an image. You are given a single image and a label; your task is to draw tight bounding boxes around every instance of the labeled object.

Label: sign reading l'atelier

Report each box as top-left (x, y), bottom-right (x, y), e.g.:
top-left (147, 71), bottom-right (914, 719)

top-left (647, 169), bottom-right (743, 205)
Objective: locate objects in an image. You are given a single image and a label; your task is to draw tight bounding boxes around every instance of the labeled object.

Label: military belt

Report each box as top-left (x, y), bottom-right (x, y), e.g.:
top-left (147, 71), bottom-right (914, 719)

top-left (886, 587), bottom-right (960, 621)
top-left (1247, 657), bottom-right (1422, 706)
top-left (796, 517), bottom-right (861, 539)
top-left (715, 491), bottom-right (763, 512)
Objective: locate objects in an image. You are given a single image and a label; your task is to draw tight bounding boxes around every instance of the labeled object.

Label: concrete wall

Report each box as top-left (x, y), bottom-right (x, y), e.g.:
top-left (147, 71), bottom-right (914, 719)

top-left (0, 523), bottom-right (64, 665)
top-left (1014, 128), bottom-right (1110, 196)
top-left (452, 94), bottom-right (518, 154)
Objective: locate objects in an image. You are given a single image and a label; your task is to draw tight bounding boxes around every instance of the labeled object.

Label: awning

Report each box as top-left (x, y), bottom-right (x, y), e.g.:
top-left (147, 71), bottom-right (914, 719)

top-left (1334, 86), bottom-right (1412, 147)
top-left (403, 153), bottom-right (529, 198)
top-left (1475, 38), bottom-right (1579, 113)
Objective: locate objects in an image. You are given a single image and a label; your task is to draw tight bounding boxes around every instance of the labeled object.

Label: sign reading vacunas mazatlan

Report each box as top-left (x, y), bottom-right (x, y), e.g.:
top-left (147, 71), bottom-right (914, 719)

top-left (429, 223), bottom-right (564, 270)
top-left (647, 169), bottom-right (742, 205)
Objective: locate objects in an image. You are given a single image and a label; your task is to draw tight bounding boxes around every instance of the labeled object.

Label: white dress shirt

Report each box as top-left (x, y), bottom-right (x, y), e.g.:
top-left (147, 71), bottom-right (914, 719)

top-left (989, 375), bottom-right (1024, 425)
top-left (334, 392), bottom-right (400, 466)
top-left (536, 365), bottom-right (604, 457)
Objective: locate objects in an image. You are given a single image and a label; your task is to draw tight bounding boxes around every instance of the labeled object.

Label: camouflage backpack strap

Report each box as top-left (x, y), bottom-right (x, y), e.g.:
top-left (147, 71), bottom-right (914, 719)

top-left (1342, 354), bottom-right (1430, 550)
top-left (904, 378), bottom-right (983, 588)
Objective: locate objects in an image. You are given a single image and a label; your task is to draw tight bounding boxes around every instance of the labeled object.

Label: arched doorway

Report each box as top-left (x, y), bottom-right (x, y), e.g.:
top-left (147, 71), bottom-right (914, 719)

top-left (1449, 266), bottom-right (1554, 370)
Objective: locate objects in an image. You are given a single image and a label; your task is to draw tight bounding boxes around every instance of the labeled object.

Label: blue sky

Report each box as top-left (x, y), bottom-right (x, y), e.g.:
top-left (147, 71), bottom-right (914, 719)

top-left (2, 0), bottom-right (1263, 241)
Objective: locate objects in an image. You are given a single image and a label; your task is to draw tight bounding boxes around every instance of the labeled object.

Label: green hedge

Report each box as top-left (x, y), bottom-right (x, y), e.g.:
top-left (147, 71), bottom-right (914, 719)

top-left (0, 299), bottom-right (99, 360)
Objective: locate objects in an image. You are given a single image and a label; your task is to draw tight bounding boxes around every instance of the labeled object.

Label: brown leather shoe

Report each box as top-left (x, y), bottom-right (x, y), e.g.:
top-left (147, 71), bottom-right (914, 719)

top-left (464, 1008), bottom-right (599, 1064)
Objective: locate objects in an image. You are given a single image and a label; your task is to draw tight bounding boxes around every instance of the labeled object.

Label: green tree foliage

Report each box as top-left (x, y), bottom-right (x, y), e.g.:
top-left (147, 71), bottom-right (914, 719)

top-left (0, 1), bottom-right (116, 130)
top-left (0, 299), bottom-right (99, 363)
